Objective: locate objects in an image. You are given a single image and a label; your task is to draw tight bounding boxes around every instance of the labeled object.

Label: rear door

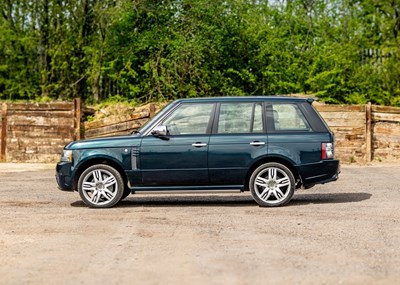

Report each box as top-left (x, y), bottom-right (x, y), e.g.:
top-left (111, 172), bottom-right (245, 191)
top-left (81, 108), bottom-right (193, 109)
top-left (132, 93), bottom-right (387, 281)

top-left (208, 102), bottom-right (267, 186)
top-left (266, 102), bottom-right (322, 164)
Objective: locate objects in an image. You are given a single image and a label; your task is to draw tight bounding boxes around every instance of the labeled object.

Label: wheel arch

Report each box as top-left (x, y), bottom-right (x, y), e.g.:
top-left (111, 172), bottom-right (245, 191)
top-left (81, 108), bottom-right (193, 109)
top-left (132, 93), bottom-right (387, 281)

top-left (244, 156), bottom-right (301, 191)
top-left (73, 157), bottom-right (128, 191)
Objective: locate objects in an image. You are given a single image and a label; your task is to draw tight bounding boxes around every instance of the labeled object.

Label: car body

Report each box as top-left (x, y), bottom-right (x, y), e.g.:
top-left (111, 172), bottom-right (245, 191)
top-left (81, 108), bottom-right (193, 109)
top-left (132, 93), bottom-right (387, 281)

top-left (56, 96), bottom-right (340, 208)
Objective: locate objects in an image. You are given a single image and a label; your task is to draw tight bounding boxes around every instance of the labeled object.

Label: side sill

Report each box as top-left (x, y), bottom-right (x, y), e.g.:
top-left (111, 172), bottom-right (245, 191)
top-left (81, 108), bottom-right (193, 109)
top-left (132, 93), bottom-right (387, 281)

top-left (131, 185), bottom-right (244, 194)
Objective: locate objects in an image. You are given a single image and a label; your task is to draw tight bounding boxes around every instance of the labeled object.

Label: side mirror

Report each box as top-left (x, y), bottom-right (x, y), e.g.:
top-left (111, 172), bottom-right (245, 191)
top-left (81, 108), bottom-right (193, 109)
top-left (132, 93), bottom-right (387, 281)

top-left (151, 125), bottom-right (169, 138)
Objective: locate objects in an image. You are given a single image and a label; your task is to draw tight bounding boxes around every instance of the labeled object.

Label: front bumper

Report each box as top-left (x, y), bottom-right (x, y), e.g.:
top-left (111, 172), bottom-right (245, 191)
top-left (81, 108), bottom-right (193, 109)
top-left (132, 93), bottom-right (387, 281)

top-left (55, 161), bottom-right (74, 191)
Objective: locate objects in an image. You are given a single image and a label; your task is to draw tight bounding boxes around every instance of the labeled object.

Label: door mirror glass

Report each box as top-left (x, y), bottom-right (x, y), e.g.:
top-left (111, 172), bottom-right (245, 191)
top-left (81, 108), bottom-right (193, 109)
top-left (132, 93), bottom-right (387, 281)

top-left (152, 125), bottom-right (168, 137)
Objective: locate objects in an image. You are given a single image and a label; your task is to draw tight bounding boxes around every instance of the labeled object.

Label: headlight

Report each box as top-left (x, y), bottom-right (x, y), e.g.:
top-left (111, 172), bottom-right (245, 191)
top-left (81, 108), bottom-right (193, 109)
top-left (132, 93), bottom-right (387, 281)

top-left (61, 150), bottom-right (73, 162)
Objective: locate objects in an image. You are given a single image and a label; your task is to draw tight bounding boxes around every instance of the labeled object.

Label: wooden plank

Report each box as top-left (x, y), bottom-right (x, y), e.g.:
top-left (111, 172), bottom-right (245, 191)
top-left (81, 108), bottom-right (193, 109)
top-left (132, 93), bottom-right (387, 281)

top-left (7, 142), bottom-right (67, 153)
top-left (319, 111), bottom-right (365, 120)
top-left (8, 138), bottom-right (71, 146)
top-left (371, 105), bottom-right (400, 114)
top-left (7, 102), bottom-right (73, 111)
top-left (373, 122), bottom-right (400, 134)
top-left (7, 125), bottom-right (74, 135)
top-left (8, 130), bottom-right (73, 139)
top-left (335, 147), bottom-right (366, 155)
top-left (372, 112), bottom-right (400, 122)
top-left (373, 126), bottom-right (400, 137)
top-left (333, 127), bottom-right (366, 135)
top-left (373, 148), bottom-right (400, 154)
top-left (84, 110), bottom-right (150, 129)
top-left (315, 104), bottom-right (365, 112)
top-left (86, 130), bottom-right (132, 139)
top-left (7, 116), bottom-right (74, 126)
top-left (319, 118), bottom-right (365, 127)
top-left (7, 152), bottom-right (61, 163)
top-left (8, 122), bottom-right (73, 129)
top-left (6, 110), bottom-right (73, 117)
top-left (1, 103), bottom-right (7, 161)
top-left (85, 120), bottom-right (143, 138)
top-left (335, 141), bottom-right (364, 148)
top-left (336, 134), bottom-right (365, 141)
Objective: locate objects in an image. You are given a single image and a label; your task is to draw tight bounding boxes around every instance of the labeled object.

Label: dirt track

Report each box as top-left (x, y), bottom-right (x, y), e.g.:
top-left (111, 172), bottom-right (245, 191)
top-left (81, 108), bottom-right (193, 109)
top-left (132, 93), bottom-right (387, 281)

top-left (0, 163), bottom-right (399, 285)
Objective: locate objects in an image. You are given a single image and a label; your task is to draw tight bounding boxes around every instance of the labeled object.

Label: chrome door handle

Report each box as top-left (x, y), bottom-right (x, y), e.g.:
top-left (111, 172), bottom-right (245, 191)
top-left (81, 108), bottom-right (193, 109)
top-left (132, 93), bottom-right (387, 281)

top-left (192, 143), bottom-right (207, 147)
top-left (250, 141), bottom-right (265, 146)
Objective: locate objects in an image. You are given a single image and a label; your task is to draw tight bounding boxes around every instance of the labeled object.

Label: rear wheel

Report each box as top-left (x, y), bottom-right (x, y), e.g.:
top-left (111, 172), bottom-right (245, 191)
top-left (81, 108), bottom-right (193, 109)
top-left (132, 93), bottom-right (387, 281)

top-left (249, 162), bottom-right (295, 207)
top-left (78, 164), bottom-right (124, 208)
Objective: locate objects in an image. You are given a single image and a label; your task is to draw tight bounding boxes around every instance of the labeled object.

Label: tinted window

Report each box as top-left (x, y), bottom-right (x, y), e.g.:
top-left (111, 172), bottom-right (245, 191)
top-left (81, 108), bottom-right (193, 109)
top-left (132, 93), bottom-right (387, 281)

top-left (270, 104), bottom-right (310, 131)
top-left (217, 103), bottom-right (263, 134)
top-left (162, 103), bottom-right (213, 135)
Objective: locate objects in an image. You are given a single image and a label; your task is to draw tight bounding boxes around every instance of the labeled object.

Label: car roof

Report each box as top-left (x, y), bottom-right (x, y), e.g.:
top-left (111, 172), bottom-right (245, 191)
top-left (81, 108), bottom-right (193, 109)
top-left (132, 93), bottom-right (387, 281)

top-left (173, 96), bottom-right (315, 104)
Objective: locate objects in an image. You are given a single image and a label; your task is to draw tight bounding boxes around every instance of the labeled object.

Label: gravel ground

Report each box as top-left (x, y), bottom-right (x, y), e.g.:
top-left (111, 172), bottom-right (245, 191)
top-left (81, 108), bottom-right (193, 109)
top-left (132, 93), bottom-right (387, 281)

top-left (0, 163), bottom-right (399, 285)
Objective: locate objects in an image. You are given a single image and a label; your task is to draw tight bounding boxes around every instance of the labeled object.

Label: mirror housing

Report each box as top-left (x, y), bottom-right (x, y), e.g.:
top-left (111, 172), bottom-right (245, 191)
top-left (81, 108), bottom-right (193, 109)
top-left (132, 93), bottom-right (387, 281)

top-left (151, 125), bottom-right (168, 138)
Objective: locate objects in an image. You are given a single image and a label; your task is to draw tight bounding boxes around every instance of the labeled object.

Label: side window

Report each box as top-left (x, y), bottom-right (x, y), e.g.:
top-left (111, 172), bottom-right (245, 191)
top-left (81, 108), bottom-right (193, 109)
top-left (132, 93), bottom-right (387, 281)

top-left (217, 103), bottom-right (264, 134)
top-left (270, 104), bottom-right (310, 131)
top-left (162, 103), bottom-right (213, 135)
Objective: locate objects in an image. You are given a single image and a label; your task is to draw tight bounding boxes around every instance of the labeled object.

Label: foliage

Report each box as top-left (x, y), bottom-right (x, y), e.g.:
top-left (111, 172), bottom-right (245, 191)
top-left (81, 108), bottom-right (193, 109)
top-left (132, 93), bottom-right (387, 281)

top-left (0, 0), bottom-right (399, 106)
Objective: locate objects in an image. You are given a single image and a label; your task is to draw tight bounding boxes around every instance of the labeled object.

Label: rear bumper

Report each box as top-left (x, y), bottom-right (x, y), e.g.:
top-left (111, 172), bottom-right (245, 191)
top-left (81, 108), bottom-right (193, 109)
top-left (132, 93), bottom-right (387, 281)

top-left (297, 160), bottom-right (340, 188)
top-left (55, 162), bottom-right (74, 191)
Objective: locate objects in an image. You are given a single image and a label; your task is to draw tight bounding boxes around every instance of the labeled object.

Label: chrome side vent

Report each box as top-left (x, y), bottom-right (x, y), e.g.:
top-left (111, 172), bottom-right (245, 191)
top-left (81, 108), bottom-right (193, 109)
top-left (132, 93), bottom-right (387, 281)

top-left (131, 147), bottom-right (139, 170)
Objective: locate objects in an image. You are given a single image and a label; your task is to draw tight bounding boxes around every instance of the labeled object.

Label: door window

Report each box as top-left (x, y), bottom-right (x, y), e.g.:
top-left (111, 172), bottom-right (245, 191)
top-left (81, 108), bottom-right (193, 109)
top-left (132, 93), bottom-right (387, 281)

top-left (162, 103), bottom-right (214, 135)
top-left (217, 103), bottom-right (264, 134)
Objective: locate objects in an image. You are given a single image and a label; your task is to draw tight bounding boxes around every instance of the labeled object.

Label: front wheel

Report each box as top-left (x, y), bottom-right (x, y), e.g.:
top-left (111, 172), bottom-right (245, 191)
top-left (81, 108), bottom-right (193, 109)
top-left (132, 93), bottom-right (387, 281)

top-left (120, 186), bottom-right (131, 201)
top-left (249, 162), bottom-right (295, 207)
top-left (78, 164), bottom-right (124, 208)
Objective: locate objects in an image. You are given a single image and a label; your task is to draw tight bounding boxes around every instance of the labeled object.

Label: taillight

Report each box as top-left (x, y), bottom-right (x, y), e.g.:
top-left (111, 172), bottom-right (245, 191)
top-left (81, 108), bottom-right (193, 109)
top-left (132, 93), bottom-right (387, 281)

top-left (322, 142), bottom-right (334, 159)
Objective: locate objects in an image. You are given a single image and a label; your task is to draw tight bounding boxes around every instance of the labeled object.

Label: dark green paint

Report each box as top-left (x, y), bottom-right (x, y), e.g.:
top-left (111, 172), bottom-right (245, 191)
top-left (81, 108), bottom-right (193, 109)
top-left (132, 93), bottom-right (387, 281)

top-left (56, 97), bottom-right (339, 192)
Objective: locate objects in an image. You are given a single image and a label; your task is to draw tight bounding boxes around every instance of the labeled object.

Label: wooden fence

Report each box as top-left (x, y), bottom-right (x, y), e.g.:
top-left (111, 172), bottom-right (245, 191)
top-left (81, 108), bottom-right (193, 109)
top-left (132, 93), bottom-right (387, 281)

top-left (83, 102), bottom-right (400, 164)
top-left (314, 103), bottom-right (400, 163)
top-left (1, 100), bottom-right (399, 163)
top-left (0, 99), bottom-right (81, 162)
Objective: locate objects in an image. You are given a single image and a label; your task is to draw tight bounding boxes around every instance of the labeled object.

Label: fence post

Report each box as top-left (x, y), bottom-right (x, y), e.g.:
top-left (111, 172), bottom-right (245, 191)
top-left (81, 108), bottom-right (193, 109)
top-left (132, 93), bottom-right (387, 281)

top-left (74, 98), bottom-right (81, 140)
top-left (365, 102), bottom-right (372, 162)
top-left (149, 103), bottom-right (156, 118)
top-left (1, 103), bottom-right (7, 161)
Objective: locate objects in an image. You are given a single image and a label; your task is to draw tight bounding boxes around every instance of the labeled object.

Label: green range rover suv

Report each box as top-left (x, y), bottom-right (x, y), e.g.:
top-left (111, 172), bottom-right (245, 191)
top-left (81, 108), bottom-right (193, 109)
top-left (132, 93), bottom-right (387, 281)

top-left (56, 97), bottom-right (340, 208)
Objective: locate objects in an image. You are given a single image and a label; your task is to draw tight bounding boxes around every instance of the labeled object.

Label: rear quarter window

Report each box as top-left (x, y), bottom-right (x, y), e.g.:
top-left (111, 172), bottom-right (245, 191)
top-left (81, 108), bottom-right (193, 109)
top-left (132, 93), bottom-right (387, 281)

top-left (267, 103), bottom-right (311, 132)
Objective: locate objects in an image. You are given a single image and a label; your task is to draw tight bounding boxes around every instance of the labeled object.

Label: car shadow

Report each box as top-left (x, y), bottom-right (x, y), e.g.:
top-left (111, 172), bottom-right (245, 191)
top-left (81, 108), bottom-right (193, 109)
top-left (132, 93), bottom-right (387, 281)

top-left (70, 192), bottom-right (372, 208)
top-left (289, 192), bottom-right (372, 206)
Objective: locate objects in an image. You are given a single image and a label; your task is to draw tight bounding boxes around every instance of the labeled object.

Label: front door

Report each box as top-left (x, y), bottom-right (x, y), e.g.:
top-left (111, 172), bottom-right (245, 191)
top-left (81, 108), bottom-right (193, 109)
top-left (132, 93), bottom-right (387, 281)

top-left (140, 103), bottom-right (215, 186)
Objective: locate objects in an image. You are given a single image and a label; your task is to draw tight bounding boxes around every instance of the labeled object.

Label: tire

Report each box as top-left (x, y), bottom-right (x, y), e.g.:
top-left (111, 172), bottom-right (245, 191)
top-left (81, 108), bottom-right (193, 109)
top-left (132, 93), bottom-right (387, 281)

top-left (120, 186), bottom-right (131, 201)
top-left (78, 164), bottom-right (124, 208)
top-left (249, 162), bottom-right (295, 207)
